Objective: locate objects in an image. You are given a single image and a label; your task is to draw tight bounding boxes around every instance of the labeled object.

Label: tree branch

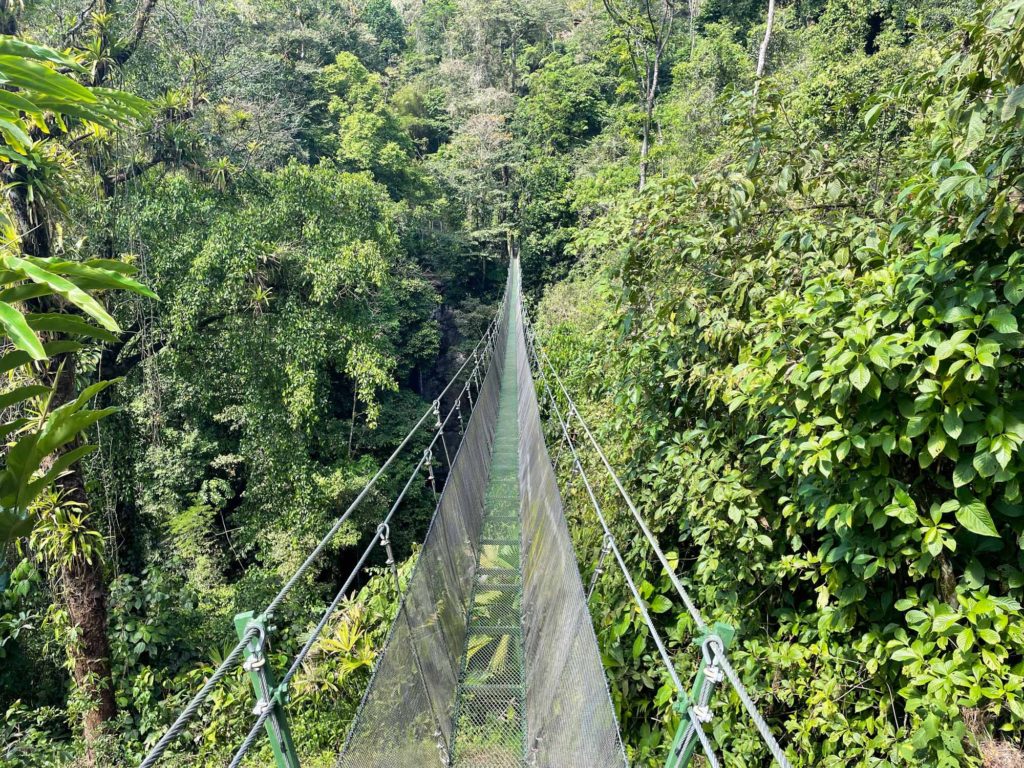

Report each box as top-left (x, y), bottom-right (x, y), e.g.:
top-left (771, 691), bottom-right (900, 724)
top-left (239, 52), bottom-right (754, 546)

top-left (755, 0), bottom-right (777, 86)
top-left (61, 0), bottom-right (99, 46)
top-left (114, 0), bottom-right (160, 67)
top-left (100, 156), bottom-right (163, 196)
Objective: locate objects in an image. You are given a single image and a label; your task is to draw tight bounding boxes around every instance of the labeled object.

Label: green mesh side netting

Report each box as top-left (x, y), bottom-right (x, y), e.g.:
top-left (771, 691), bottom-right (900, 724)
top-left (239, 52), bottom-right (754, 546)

top-left (337, 260), bottom-right (624, 768)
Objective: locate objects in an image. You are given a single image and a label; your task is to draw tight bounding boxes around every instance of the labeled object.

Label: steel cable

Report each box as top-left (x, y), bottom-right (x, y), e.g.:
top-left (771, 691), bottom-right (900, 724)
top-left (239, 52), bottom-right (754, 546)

top-left (138, 626), bottom-right (258, 768)
top-left (524, 305), bottom-right (794, 768)
top-left (139, 300), bottom-right (505, 768)
top-left (524, 311), bottom-right (707, 632)
top-left (527, 337), bottom-right (683, 692)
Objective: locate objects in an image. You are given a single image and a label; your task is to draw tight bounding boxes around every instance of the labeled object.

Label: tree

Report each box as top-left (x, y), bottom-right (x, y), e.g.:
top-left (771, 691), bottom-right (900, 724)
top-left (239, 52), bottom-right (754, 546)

top-left (320, 52), bottom-right (426, 199)
top-left (601, 0), bottom-right (679, 189)
top-left (361, 0), bottom-right (406, 69)
top-left (0, 32), bottom-right (151, 763)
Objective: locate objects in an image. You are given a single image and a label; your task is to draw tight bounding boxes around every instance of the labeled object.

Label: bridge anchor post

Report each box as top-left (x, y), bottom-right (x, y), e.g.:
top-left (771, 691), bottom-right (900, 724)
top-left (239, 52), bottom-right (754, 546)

top-left (664, 622), bottom-right (734, 768)
top-left (234, 611), bottom-right (302, 768)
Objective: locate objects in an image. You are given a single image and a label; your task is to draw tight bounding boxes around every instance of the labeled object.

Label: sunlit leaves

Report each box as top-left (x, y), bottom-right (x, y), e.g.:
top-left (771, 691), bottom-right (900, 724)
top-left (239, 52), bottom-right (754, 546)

top-left (0, 37), bottom-right (152, 544)
top-left (954, 499), bottom-right (1000, 537)
top-left (551, 1), bottom-right (1024, 765)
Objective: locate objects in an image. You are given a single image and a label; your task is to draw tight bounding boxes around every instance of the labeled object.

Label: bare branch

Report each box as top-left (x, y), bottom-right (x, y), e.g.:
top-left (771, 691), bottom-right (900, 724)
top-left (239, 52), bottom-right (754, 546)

top-left (61, 0), bottom-right (99, 46)
top-left (755, 0), bottom-right (776, 84)
top-left (113, 0), bottom-right (159, 66)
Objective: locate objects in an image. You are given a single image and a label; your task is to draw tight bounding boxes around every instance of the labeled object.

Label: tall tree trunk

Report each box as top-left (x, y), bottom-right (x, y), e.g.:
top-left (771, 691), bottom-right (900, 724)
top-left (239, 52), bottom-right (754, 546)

top-left (639, 90), bottom-right (653, 190)
top-left (639, 58), bottom-right (661, 191)
top-left (41, 355), bottom-right (117, 764)
top-left (62, 544), bottom-right (116, 757)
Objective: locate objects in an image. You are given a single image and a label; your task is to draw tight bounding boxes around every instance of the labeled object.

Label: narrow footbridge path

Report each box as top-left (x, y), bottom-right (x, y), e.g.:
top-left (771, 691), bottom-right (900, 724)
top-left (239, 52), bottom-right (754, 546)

top-left (138, 260), bottom-right (794, 768)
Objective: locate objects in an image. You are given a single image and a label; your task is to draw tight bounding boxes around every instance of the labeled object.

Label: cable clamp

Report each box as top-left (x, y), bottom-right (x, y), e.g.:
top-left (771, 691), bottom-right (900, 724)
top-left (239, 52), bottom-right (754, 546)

top-left (692, 705), bottom-right (712, 724)
top-left (242, 654), bottom-right (265, 672)
top-left (252, 699), bottom-right (273, 717)
top-left (704, 664), bottom-right (724, 684)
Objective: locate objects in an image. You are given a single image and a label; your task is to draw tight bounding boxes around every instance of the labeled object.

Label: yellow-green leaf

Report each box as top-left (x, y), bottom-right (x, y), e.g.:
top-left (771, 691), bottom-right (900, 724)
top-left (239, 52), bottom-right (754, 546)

top-left (0, 300), bottom-right (44, 359)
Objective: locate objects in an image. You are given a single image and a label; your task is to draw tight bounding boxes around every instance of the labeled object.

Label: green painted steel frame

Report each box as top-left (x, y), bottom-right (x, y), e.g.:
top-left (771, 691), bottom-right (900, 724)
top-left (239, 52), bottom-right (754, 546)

top-left (234, 611), bottom-right (301, 768)
top-left (665, 622), bottom-right (735, 768)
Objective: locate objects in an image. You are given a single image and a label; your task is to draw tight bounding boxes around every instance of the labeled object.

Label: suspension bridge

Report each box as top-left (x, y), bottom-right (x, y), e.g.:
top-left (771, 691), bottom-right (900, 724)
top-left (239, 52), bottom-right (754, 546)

top-left (137, 259), bottom-right (794, 768)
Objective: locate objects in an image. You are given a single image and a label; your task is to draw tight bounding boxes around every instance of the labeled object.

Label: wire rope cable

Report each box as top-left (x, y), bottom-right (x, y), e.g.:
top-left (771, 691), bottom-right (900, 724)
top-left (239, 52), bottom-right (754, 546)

top-left (139, 297), bottom-right (506, 768)
top-left (523, 300), bottom-right (794, 768)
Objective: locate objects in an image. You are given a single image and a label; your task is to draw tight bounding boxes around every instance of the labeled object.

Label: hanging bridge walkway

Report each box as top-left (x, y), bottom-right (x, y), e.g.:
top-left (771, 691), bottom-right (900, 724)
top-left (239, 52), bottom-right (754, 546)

top-left (138, 260), bottom-right (793, 768)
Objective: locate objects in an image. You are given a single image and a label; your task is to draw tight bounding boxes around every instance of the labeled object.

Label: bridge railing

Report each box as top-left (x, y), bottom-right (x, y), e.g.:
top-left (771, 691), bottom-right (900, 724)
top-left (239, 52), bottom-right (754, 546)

top-left (522, 299), bottom-right (794, 768)
top-left (138, 288), bottom-right (509, 768)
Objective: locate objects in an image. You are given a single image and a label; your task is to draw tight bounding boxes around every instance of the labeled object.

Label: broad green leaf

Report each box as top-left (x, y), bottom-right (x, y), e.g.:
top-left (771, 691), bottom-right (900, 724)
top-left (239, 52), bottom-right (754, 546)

top-left (891, 647), bottom-right (917, 662)
top-left (22, 443), bottom-right (97, 503)
top-left (864, 103), bottom-right (883, 127)
top-left (0, 282), bottom-right (56, 303)
top-left (973, 450), bottom-right (1000, 478)
top-left (991, 434), bottom-right (1014, 469)
top-left (850, 363), bottom-right (870, 392)
top-left (941, 306), bottom-right (974, 323)
top-left (0, 36), bottom-right (83, 71)
top-left (32, 259), bottom-right (158, 300)
top-left (942, 410), bottom-right (963, 439)
top-left (927, 431), bottom-right (946, 459)
top-left (953, 459), bottom-right (976, 488)
top-left (26, 313), bottom-right (119, 343)
top-left (0, 504), bottom-right (34, 541)
top-left (1005, 277), bottom-right (1024, 305)
top-left (2, 255), bottom-right (119, 331)
top-left (0, 300), bottom-right (45, 359)
top-left (90, 87), bottom-right (150, 117)
top-left (963, 109), bottom-right (986, 155)
top-left (987, 307), bottom-right (1018, 333)
top-left (934, 338), bottom-right (957, 360)
top-left (955, 499), bottom-right (999, 538)
top-left (648, 595), bottom-right (672, 614)
top-left (0, 55), bottom-right (94, 102)
top-left (0, 117), bottom-right (32, 153)
top-left (1002, 83), bottom-right (1024, 121)
top-left (0, 89), bottom-right (39, 115)
top-left (19, 407), bottom-right (117, 506)
top-left (0, 384), bottom-right (49, 410)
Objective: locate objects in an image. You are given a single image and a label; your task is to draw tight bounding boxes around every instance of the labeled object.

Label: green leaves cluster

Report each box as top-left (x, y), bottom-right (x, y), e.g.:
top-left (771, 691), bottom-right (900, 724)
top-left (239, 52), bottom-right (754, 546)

top-left (538, 1), bottom-right (1024, 765)
top-left (0, 36), bottom-right (151, 542)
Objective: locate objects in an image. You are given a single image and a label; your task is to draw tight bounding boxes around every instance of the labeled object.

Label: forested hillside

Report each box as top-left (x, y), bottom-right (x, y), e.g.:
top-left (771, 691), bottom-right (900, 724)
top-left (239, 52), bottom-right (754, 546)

top-left (1, 0), bottom-right (1023, 766)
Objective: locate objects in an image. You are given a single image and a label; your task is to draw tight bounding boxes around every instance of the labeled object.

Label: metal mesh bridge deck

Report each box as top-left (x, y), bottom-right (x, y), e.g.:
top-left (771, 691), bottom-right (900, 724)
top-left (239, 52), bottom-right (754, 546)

top-left (450, 297), bottom-right (527, 767)
top-left (338, 260), bottom-right (625, 768)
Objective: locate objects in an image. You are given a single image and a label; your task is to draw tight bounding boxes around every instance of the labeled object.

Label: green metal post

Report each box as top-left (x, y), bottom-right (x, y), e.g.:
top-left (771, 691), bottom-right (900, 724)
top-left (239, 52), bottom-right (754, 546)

top-left (665, 622), bottom-right (735, 768)
top-left (234, 611), bottom-right (301, 768)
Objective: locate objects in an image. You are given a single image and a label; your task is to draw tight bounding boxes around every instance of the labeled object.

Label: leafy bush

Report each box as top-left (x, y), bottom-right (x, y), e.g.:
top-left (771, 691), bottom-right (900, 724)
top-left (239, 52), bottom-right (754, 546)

top-left (538, 1), bottom-right (1024, 765)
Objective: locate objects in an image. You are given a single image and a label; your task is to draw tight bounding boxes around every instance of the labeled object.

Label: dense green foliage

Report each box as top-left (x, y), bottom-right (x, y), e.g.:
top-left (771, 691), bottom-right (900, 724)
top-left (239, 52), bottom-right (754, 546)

top-left (3, 0), bottom-right (1024, 766)
top-left (534, 1), bottom-right (1024, 766)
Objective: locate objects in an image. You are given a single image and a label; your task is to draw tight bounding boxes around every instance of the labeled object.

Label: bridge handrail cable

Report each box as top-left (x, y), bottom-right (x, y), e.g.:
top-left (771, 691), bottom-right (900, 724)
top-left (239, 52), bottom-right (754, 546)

top-left (522, 299), bottom-right (793, 768)
top-left (138, 289), bottom-right (508, 768)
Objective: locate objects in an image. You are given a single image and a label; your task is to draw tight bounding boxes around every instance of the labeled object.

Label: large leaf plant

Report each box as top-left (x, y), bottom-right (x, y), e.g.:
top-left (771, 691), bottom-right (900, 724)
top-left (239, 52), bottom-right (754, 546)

top-left (0, 34), bottom-right (153, 540)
